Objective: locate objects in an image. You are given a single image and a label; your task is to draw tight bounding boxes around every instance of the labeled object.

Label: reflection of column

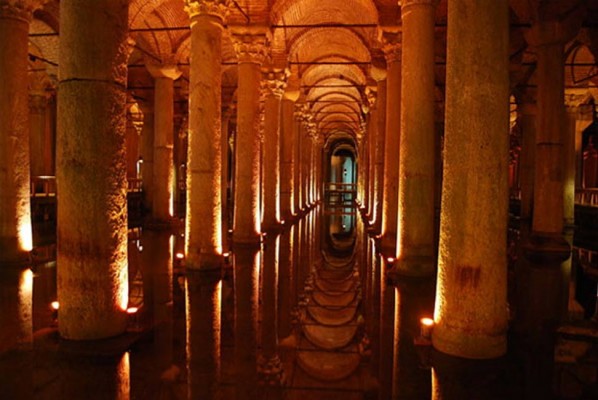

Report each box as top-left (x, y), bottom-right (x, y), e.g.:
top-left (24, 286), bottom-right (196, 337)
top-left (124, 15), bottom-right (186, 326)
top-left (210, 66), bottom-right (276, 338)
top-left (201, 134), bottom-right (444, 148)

top-left (380, 34), bottom-right (401, 256)
top-left (379, 256), bottom-right (395, 400)
top-left (391, 277), bottom-right (434, 399)
top-left (278, 227), bottom-right (294, 340)
top-left (261, 68), bottom-right (287, 229)
top-left (433, 0), bottom-right (509, 359)
top-left (147, 64), bottom-right (181, 223)
top-left (0, 269), bottom-right (33, 398)
top-left (396, 0), bottom-right (436, 277)
top-left (0, 0), bottom-right (44, 263)
top-left (57, 0), bottom-right (129, 339)
top-left (187, 269), bottom-right (222, 400)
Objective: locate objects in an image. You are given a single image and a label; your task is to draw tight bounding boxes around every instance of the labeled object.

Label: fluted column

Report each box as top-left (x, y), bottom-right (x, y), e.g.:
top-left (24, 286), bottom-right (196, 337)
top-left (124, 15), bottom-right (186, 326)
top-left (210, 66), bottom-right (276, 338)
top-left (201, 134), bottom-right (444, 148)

top-left (395, 0), bottom-right (437, 277)
top-left (0, 0), bottom-right (45, 264)
top-left (147, 63), bottom-right (181, 224)
top-left (57, 0), bottom-right (130, 339)
top-left (432, 0), bottom-right (509, 359)
top-left (380, 34), bottom-right (401, 256)
top-left (184, 1), bottom-right (230, 398)
top-left (280, 84), bottom-right (299, 219)
top-left (261, 68), bottom-right (287, 230)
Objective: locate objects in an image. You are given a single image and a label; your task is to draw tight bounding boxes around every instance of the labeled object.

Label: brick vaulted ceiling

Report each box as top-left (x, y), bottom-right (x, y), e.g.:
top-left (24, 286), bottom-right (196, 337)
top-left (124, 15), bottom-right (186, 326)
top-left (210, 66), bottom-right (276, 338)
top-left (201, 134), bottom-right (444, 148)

top-left (28, 0), bottom-right (598, 144)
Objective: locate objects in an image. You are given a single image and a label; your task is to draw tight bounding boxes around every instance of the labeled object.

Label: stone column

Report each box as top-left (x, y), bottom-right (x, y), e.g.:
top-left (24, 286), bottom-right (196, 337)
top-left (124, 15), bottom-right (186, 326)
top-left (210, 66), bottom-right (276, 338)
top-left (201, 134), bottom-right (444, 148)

top-left (371, 67), bottom-right (387, 233)
top-left (517, 98), bottom-right (536, 221)
top-left (0, 0), bottom-right (45, 264)
top-left (147, 63), bottom-right (181, 224)
top-left (380, 34), bottom-right (402, 257)
top-left (184, 1), bottom-right (230, 398)
top-left (261, 68), bottom-right (287, 229)
top-left (395, 0), bottom-right (437, 277)
top-left (524, 19), bottom-right (575, 261)
top-left (280, 84), bottom-right (300, 220)
top-left (366, 86), bottom-right (378, 221)
top-left (231, 28), bottom-right (269, 400)
top-left (232, 30), bottom-right (268, 244)
top-left (57, 0), bottom-right (130, 339)
top-left (293, 106), bottom-right (303, 213)
top-left (432, 0), bottom-right (509, 359)
top-left (29, 90), bottom-right (50, 181)
top-left (139, 100), bottom-right (155, 212)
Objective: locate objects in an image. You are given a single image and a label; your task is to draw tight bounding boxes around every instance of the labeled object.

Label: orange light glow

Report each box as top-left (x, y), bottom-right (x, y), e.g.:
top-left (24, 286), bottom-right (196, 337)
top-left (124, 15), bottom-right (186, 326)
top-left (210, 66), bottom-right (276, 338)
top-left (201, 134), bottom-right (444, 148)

top-left (176, 252), bottom-right (184, 259)
top-left (386, 257), bottom-right (395, 263)
top-left (126, 307), bottom-right (139, 314)
top-left (421, 317), bottom-right (434, 326)
top-left (420, 317), bottom-right (434, 338)
top-left (51, 301), bottom-right (59, 310)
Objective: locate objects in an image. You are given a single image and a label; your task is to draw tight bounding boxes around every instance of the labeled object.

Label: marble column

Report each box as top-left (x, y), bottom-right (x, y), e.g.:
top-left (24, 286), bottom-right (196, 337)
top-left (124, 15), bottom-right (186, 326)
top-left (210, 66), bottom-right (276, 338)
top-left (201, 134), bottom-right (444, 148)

top-left (0, 0), bottom-right (45, 264)
top-left (261, 68), bottom-right (287, 229)
top-left (371, 67), bottom-right (387, 233)
top-left (147, 63), bottom-right (181, 224)
top-left (395, 0), bottom-right (437, 277)
top-left (366, 86), bottom-right (378, 222)
top-left (185, 1), bottom-right (230, 397)
top-left (231, 29), bottom-right (268, 400)
top-left (432, 0), bottom-right (509, 359)
top-left (57, 0), bottom-right (130, 339)
top-left (380, 34), bottom-right (402, 257)
top-left (280, 85), bottom-right (300, 220)
top-left (524, 19), bottom-right (574, 261)
top-left (29, 89), bottom-right (50, 181)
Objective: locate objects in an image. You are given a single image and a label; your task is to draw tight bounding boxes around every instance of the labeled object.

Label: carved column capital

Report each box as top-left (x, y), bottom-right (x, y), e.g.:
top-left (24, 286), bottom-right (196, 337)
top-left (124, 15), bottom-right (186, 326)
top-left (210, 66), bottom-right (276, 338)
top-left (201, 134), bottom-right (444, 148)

top-left (0, 0), bottom-right (47, 21)
top-left (379, 30), bottom-right (402, 64)
top-left (366, 86), bottom-right (378, 109)
top-left (185, 0), bottom-right (231, 22)
top-left (261, 68), bottom-right (289, 99)
top-left (232, 29), bottom-right (270, 65)
top-left (146, 62), bottom-right (182, 80)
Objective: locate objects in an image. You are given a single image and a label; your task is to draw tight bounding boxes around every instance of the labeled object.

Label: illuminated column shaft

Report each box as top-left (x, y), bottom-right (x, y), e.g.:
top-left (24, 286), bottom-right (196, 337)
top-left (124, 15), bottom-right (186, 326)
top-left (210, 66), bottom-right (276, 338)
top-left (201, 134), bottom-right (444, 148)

top-left (280, 90), bottom-right (298, 219)
top-left (148, 65), bottom-right (181, 223)
top-left (232, 33), bottom-right (267, 243)
top-left (293, 108), bottom-right (303, 213)
top-left (0, 0), bottom-right (42, 264)
top-left (261, 69), bottom-right (286, 229)
top-left (57, 0), bottom-right (130, 339)
top-left (526, 21), bottom-right (571, 257)
top-left (432, 0), bottom-right (509, 359)
top-left (396, 0), bottom-right (436, 276)
top-left (186, 6), bottom-right (225, 269)
top-left (373, 73), bottom-right (387, 232)
top-left (368, 100), bottom-right (377, 218)
top-left (29, 92), bottom-right (50, 179)
top-left (518, 101), bottom-right (536, 221)
top-left (139, 101), bottom-right (155, 212)
top-left (380, 39), bottom-right (401, 254)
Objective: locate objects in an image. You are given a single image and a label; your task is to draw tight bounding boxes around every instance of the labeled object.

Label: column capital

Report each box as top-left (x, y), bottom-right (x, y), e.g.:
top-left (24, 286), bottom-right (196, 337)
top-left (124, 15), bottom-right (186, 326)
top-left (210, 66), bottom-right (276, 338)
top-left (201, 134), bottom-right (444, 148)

top-left (370, 65), bottom-right (387, 82)
top-left (146, 62), bottom-right (182, 80)
top-left (185, 0), bottom-right (231, 22)
top-left (366, 86), bottom-right (378, 109)
top-left (231, 28), bottom-right (271, 65)
top-left (378, 29), bottom-right (402, 64)
top-left (261, 68), bottom-right (289, 99)
top-left (0, 0), bottom-right (46, 21)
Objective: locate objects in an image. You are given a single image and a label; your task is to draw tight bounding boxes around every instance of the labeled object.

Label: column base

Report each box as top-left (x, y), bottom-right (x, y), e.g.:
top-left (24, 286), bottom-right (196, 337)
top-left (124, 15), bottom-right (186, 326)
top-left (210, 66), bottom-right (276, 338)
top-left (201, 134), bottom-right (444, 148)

top-left (431, 322), bottom-right (506, 360)
top-left (523, 232), bottom-right (571, 265)
top-left (0, 237), bottom-right (31, 267)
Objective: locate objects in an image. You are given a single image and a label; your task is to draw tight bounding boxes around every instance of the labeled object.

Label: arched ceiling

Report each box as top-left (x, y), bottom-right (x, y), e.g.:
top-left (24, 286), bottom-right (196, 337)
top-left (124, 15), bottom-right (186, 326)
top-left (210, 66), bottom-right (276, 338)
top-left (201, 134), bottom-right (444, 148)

top-left (25, 0), bottom-right (598, 149)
